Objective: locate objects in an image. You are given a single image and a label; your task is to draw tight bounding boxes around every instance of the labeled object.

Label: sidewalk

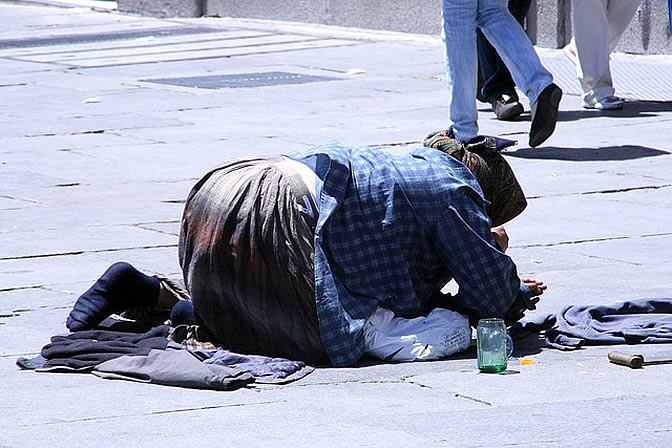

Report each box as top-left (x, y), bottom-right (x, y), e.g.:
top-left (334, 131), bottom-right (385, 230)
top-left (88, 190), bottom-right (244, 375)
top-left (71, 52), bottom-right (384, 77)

top-left (1, 2), bottom-right (672, 446)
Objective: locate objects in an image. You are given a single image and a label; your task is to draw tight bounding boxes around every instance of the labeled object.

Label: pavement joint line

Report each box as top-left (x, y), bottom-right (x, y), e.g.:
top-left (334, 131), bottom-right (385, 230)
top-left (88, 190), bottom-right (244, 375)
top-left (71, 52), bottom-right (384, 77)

top-left (25, 129), bottom-right (106, 137)
top-left (37, 285), bottom-right (79, 297)
top-left (7, 303), bottom-right (72, 314)
top-left (527, 183), bottom-right (672, 200)
top-left (37, 35), bottom-right (339, 66)
top-left (0, 194), bottom-right (39, 204)
top-left (454, 393), bottom-right (492, 406)
top-left (80, 174), bottom-right (197, 186)
top-left (403, 379), bottom-right (433, 389)
top-left (68, 40), bottom-right (362, 69)
top-left (0, 56), bottom-right (55, 72)
top-left (576, 253), bottom-right (642, 267)
top-left (0, 285), bottom-right (44, 293)
top-left (2, 32), bottom-right (276, 58)
top-left (0, 400), bottom-right (288, 429)
top-left (511, 232), bottom-right (672, 249)
top-left (293, 63), bottom-right (361, 75)
top-left (0, 221), bottom-right (179, 236)
top-left (0, 25), bottom-right (224, 50)
top-left (367, 140), bottom-right (422, 148)
top-left (495, 441), bottom-right (558, 447)
top-left (133, 219), bottom-right (181, 225)
top-left (23, 122), bottom-right (194, 138)
top-left (291, 377), bottom-right (435, 390)
top-left (1, 54), bottom-right (75, 68)
top-left (179, 16), bottom-right (441, 45)
top-left (134, 224), bottom-right (179, 237)
top-left (0, 243), bottom-right (178, 261)
top-left (0, 352), bottom-right (40, 359)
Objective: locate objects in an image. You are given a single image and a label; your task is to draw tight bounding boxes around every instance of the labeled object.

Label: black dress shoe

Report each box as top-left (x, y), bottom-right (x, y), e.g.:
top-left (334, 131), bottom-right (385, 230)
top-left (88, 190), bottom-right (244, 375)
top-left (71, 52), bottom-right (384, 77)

top-left (529, 83), bottom-right (563, 148)
top-left (491, 94), bottom-right (524, 121)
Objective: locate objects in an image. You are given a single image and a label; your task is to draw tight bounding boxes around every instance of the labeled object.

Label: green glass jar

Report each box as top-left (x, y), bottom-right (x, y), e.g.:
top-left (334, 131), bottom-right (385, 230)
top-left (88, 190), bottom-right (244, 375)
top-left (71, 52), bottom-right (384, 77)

top-left (477, 318), bottom-right (508, 373)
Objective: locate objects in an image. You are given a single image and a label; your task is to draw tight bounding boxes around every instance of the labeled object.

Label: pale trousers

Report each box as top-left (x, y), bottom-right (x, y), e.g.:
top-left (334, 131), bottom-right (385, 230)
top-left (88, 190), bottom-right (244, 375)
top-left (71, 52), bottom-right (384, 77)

top-left (570, 0), bottom-right (641, 103)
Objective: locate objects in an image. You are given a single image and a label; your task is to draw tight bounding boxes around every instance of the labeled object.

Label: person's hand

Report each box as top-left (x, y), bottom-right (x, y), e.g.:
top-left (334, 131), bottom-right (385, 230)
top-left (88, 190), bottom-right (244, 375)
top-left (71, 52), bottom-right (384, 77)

top-left (491, 225), bottom-right (509, 252)
top-left (521, 277), bottom-right (547, 310)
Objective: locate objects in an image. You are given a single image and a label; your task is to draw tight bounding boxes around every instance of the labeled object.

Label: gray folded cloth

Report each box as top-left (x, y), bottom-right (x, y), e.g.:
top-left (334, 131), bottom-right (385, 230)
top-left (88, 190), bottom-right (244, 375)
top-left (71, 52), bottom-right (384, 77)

top-left (196, 349), bottom-right (314, 384)
top-left (93, 349), bottom-right (254, 391)
top-left (509, 298), bottom-right (672, 350)
top-left (17, 326), bottom-right (173, 372)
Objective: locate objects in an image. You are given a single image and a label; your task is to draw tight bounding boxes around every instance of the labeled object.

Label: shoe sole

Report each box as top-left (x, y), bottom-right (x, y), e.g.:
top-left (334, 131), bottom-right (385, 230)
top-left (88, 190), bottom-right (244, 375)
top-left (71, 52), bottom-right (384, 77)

top-left (582, 102), bottom-right (624, 111)
top-left (529, 87), bottom-right (562, 148)
top-left (496, 103), bottom-right (524, 121)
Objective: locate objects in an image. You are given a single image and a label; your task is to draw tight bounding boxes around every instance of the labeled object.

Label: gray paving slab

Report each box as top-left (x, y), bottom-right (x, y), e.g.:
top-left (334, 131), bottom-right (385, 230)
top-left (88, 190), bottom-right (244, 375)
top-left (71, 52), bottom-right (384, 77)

top-left (0, 245), bottom-right (180, 290)
top-left (507, 193), bottom-right (672, 246)
top-left (2, 2), bottom-right (672, 446)
top-left (0, 286), bottom-right (75, 314)
top-left (0, 225), bottom-right (176, 259)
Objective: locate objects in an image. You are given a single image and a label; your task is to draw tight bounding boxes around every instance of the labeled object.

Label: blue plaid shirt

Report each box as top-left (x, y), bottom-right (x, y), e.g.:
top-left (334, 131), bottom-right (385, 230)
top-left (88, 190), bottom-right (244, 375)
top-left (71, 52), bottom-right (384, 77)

top-left (289, 143), bottom-right (529, 367)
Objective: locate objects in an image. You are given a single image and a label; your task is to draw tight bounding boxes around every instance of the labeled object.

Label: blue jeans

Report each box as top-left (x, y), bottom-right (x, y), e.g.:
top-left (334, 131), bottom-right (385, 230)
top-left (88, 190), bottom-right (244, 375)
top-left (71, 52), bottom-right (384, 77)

top-left (477, 0), bottom-right (532, 103)
top-left (442, 0), bottom-right (553, 141)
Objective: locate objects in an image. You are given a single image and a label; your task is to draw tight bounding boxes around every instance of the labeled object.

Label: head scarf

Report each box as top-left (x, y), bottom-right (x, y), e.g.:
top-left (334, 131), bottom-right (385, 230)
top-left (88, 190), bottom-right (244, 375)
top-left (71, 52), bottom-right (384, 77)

top-left (424, 129), bottom-right (527, 226)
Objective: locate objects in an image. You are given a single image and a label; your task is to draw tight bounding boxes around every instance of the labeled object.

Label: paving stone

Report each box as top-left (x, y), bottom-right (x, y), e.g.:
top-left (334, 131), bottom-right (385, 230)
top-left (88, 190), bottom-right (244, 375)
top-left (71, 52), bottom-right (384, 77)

top-left (1, 3), bottom-right (672, 445)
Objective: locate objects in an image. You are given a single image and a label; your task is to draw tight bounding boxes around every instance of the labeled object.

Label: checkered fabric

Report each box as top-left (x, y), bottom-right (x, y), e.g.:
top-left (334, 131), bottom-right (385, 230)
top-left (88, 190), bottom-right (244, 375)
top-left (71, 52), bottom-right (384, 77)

top-left (288, 143), bottom-right (529, 366)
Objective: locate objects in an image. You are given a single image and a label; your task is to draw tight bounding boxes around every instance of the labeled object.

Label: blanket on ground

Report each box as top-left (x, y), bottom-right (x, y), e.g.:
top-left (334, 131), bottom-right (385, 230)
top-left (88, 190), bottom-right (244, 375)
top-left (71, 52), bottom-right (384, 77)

top-left (17, 325), bottom-right (313, 390)
top-left (509, 298), bottom-right (672, 350)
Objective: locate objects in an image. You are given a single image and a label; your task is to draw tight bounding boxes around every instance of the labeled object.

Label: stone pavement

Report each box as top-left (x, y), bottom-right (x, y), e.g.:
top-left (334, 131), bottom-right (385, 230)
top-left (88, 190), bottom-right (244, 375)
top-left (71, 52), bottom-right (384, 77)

top-left (1, 3), bottom-right (672, 447)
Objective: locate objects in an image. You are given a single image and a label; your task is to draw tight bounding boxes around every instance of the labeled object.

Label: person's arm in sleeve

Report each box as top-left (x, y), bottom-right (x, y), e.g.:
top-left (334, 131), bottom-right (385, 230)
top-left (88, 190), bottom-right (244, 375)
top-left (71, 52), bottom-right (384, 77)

top-left (432, 187), bottom-right (535, 325)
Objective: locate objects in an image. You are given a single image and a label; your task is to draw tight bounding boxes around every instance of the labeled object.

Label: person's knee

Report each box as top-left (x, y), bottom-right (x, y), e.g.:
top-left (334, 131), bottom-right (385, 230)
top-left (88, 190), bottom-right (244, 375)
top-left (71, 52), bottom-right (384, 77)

top-left (101, 261), bottom-right (159, 300)
top-left (103, 261), bottom-right (136, 280)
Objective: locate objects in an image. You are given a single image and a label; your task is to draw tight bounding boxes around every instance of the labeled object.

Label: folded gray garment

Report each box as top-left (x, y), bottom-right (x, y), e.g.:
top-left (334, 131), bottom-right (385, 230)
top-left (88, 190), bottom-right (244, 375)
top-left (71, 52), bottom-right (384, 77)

top-left (92, 349), bottom-right (254, 391)
top-left (196, 349), bottom-right (314, 384)
top-left (509, 298), bottom-right (672, 350)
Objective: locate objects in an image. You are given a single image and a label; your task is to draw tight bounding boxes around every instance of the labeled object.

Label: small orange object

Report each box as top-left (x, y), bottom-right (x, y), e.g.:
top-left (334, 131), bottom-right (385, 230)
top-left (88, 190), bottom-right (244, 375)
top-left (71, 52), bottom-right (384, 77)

top-left (519, 359), bottom-right (536, 365)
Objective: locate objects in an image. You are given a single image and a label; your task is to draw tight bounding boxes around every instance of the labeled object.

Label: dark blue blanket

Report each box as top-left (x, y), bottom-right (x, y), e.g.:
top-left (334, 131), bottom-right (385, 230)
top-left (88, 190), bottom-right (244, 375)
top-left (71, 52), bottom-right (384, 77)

top-left (509, 298), bottom-right (672, 350)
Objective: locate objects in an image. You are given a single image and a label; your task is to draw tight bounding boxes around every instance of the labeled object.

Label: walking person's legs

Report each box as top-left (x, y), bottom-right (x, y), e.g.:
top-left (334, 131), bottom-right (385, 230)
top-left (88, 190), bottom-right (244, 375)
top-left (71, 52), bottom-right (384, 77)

top-left (476, 0), bottom-right (561, 147)
top-left (477, 0), bottom-right (532, 120)
top-left (570, 0), bottom-right (621, 109)
top-left (442, 0), bottom-right (479, 142)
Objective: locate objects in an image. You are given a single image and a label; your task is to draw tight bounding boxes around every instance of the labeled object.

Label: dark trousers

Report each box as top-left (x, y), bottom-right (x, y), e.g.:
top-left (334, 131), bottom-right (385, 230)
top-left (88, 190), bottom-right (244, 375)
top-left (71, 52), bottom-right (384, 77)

top-left (477, 0), bottom-right (532, 103)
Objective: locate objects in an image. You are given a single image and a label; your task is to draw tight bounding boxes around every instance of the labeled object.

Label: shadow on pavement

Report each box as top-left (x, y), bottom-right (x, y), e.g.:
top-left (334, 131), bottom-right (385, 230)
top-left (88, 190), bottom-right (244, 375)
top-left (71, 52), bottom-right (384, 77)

top-left (489, 100), bottom-right (672, 123)
top-left (506, 145), bottom-right (669, 161)
top-left (556, 100), bottom-right (672, 122)
top-left (511, 332), bottom-right (545, 357)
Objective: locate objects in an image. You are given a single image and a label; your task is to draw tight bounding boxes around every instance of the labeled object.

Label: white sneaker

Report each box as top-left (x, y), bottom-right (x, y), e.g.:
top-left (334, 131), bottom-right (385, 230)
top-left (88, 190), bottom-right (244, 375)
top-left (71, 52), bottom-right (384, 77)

top-left (582, 96), bottom-right (624, 110)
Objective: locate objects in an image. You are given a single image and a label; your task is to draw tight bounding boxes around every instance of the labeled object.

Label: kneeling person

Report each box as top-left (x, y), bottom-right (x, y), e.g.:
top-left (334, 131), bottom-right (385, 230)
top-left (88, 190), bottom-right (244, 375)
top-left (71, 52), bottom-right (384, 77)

top-left (67, 139), bottom-right (546, 366)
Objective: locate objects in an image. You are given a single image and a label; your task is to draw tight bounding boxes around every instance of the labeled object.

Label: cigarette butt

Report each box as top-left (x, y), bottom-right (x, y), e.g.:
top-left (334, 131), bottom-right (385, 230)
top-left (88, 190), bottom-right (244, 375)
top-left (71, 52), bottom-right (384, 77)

top-left (519, 359), bottom-right (536, 365)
